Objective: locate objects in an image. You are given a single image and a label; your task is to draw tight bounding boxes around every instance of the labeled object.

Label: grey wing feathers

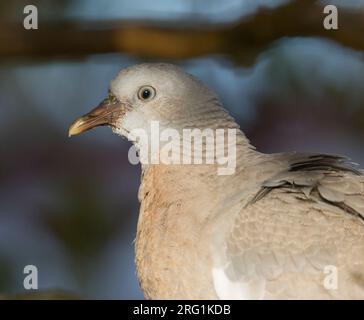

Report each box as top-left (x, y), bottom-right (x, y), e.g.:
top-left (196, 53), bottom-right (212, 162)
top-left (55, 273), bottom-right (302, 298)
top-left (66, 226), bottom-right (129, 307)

top-left (216, 152), bottom-right (364, 299)
top-left (250, 153), bottom-right (364, 221)
top-left (289, 153), bottom-right (362, 175)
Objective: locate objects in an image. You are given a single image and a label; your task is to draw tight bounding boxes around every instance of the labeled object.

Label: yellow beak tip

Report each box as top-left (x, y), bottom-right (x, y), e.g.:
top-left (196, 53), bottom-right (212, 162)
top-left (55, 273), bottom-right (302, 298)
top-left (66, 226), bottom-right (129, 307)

top-left (68, 126), bottom-right (77, 138)
top-left (68, 118), bottom-right (85, 137)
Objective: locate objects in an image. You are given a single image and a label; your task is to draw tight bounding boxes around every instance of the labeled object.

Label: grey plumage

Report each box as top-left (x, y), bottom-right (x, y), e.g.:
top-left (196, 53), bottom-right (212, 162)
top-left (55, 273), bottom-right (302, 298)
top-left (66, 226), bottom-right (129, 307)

top-left (251, 153), bottom-right (364, 221)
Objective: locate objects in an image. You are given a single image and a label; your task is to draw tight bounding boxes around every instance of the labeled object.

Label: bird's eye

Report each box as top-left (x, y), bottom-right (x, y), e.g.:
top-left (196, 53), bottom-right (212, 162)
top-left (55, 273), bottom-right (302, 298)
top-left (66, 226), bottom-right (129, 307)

top-left (138, 86), bottom-right (156, 101)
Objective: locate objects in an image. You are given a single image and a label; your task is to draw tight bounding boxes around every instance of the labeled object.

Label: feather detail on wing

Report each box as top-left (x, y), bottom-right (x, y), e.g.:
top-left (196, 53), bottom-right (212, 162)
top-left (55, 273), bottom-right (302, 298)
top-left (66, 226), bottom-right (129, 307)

top-left (212, 153), bottom-right (364, 299)
top-left (249, 153), bottom-right (364, 221)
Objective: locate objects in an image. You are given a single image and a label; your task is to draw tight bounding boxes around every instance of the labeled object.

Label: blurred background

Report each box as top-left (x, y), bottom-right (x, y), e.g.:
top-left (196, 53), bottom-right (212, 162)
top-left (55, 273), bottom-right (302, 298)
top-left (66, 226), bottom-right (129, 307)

top-left (0, 0), bottom-right (364, 299)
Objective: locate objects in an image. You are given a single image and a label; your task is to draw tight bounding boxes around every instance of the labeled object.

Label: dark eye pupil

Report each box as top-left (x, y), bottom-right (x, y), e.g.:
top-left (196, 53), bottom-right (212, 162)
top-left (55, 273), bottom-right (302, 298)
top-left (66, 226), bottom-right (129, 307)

top-left (142, 89), bottom-right (150, 99)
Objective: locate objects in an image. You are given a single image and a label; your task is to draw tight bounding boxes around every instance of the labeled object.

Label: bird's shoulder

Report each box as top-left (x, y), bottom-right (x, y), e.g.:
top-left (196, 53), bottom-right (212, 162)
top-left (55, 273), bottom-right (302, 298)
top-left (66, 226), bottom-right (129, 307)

top-left (249, 152), bottom-right (364, 220)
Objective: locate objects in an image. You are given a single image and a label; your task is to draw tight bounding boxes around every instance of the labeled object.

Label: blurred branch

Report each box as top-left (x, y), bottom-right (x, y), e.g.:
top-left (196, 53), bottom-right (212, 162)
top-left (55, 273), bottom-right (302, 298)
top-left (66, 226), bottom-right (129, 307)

top-left (1, 0), bottom-right (363, 65)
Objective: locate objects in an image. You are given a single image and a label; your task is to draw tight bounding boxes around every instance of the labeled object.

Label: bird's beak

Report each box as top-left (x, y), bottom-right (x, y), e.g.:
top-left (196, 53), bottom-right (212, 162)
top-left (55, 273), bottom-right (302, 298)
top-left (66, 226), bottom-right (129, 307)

top-left (68, 98), bottom-right (125, 137)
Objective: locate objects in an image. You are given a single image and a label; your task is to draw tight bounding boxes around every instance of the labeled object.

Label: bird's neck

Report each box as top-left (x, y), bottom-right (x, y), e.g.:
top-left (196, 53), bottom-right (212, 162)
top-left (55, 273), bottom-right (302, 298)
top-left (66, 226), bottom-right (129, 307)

top-left (129, 110), bottom-right (256, 176)
top-left (136, 131), bottom-right (261, 224)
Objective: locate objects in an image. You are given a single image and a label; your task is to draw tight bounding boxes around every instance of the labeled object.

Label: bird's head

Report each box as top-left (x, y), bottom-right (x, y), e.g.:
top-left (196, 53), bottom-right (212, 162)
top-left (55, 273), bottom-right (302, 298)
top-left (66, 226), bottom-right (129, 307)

top-left (68, 63), bottom-right (227, 141)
